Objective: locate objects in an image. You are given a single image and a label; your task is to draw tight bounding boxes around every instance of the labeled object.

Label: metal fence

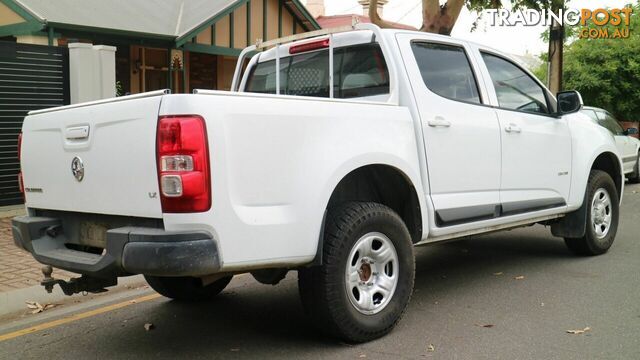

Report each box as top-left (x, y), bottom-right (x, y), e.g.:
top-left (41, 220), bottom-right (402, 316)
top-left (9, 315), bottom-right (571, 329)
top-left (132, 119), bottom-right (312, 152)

top-left (0, 41), bottom-right (69, 206)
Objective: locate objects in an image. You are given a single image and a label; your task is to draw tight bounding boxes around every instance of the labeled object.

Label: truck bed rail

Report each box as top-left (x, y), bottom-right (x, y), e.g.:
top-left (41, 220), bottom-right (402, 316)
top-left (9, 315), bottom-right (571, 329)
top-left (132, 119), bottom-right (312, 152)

top-left (28, 89), bottom-right (170, 116)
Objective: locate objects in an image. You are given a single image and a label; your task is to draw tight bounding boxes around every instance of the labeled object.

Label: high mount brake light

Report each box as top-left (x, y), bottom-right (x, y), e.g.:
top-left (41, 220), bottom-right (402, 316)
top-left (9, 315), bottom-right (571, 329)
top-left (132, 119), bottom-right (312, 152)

top-left (156, 116), bottom-right (211, 213)
top-left (289, 38), bottom-right (330, 54)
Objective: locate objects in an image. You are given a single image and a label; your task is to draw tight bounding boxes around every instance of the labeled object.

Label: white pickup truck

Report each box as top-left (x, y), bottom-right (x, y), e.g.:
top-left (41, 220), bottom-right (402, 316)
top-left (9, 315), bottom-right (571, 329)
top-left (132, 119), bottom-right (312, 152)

top-left (12, 24), bottom-right (624, 342)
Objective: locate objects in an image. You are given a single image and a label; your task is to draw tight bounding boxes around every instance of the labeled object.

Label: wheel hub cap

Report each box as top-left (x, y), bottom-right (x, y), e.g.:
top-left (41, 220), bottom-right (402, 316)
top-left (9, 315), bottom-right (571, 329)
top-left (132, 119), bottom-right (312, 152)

top-left (591, 188), bottom-right (612, 239)
top-left (358, 262), bottom-right (372, 282)
top-left (345, 232), bottom-right (399, 315)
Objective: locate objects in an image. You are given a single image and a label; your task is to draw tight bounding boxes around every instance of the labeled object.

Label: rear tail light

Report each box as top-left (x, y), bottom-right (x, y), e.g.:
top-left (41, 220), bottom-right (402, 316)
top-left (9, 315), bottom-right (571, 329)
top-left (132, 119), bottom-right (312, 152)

top-left (156, 116), bottom-right (211, 212)
top-left (17, 133), bottom-right (23, 194)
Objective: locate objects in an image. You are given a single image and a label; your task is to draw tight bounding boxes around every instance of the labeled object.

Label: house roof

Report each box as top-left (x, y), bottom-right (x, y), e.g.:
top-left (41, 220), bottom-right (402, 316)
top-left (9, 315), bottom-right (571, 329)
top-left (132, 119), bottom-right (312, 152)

top-left (316, 14), bottom-right (416, 31)
top-left (11, 0), bottom-right (319, 41)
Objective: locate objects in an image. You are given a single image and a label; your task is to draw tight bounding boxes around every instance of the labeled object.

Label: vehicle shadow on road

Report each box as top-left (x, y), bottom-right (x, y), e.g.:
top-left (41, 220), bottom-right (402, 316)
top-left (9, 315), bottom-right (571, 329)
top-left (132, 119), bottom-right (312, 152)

top-left (104, 226), bottom-right (578, 358)
top-left (411, 226), bottom-right (576, 298)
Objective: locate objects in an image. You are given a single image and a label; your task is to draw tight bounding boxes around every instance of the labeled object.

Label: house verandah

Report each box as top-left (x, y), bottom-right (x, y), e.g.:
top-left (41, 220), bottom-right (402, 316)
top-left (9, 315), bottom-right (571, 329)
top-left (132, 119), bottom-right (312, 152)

top-left (0, 0), bottom-right (320, 95)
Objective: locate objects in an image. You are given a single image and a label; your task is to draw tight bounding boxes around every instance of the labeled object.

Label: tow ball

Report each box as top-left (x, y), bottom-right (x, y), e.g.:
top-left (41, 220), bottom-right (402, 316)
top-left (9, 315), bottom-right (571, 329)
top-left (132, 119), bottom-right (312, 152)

top-left (40, 265), bottom-right (116, 296)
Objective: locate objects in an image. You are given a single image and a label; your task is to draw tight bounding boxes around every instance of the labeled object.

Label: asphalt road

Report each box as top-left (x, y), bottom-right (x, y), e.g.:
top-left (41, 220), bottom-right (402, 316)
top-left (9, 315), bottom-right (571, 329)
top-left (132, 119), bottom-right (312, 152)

top-left (1, 183), bottom-right (639, 360)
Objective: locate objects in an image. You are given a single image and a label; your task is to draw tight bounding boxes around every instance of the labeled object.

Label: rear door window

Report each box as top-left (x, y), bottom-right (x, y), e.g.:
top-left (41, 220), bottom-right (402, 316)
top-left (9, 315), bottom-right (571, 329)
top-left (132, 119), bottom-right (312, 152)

top-left (410, 42), bottom-right (481, 104)
top-left (246, 44), bottom-right (389, 99)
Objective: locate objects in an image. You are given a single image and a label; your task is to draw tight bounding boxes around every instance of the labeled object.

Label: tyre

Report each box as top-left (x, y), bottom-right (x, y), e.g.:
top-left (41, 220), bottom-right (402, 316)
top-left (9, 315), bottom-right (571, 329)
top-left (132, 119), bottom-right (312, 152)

top-left (629, 152), bottom-right (640, 183)
top-left (565, 170), bottom-right (619, 256)
top-left (145, 275), bottom-right (233, 301)
top-left (298, 202), bottom-right (415, 343)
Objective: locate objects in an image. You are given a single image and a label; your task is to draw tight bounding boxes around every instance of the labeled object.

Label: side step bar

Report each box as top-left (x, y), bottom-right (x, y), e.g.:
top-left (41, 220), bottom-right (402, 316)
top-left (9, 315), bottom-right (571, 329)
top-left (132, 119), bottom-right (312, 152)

top-left (418, 214), bottom-right (565, 245)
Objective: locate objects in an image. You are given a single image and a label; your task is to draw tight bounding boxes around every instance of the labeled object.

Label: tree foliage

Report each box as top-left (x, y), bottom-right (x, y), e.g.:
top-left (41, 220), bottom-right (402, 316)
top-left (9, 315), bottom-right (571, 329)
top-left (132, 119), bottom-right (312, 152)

top-left (534, 2), bottom-right (639, 120)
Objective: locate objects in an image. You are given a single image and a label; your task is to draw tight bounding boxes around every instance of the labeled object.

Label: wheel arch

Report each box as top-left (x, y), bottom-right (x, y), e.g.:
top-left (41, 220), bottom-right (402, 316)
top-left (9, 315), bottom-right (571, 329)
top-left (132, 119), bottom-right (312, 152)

top-left (552, 151), bottom-right (623, 239)
top-left (327, 164), bottom-right (423, 242)
top-left (311, 163), bottom-right (424, 266)
top-left (591, 151), bottom-right (623, 199)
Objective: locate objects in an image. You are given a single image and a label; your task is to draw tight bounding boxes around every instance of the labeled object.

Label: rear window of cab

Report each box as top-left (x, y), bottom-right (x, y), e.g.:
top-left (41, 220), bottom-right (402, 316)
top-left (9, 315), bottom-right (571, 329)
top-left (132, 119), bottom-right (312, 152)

top-left (246, 43), bottom-right (390, 99)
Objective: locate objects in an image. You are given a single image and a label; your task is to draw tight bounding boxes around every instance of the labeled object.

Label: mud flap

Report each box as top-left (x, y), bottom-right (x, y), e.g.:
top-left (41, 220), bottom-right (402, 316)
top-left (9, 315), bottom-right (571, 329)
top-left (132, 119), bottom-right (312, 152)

top-left (551, 193), bottom-right (588, 239)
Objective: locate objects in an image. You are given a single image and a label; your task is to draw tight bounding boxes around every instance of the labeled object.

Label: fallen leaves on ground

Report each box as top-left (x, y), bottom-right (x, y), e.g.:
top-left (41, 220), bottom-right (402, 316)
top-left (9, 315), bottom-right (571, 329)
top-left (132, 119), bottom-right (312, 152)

top-left (514, 276), bottom-right (525, 280)
top-left (144, 323), bottom-right (155, 331)
top-left (25, 301), bottom-right (58, 314)
top-left (566, 327), bottom-right (591, 335)
top-left (475, 323), bottom-right (495, 328)
top-left (427, 344), bottom-right (436, 352)
top-left (493, 272), bottom-right (504, 276)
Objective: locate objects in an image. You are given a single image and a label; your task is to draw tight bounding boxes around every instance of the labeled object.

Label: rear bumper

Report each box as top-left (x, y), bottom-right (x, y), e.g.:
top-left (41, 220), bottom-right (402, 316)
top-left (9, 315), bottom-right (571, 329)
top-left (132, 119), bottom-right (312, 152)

top-left (11, 215), bottom-right (221, 278)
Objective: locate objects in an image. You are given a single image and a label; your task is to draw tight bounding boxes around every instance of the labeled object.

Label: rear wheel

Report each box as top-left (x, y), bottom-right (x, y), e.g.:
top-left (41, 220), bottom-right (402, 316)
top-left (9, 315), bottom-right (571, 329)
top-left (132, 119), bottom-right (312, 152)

top-left (145, 275), bottom-right (233, 301)
top-left (298, 202), bottom-right (415, 343)
top-left (629, 152), bottom-right (640, 183)
top-left (565, 170), bottom-right (619, 256)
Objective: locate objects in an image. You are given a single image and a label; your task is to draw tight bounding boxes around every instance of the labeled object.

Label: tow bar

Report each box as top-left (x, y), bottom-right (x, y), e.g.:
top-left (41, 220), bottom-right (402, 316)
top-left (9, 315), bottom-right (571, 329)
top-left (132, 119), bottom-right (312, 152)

top-left (40, 265), bottom-right (116, 296)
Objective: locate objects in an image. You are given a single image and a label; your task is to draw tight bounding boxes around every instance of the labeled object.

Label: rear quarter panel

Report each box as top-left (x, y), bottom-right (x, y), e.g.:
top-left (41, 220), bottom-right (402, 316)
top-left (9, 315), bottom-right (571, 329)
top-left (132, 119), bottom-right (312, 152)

top-left (159, 93), bottom-right (425, 270)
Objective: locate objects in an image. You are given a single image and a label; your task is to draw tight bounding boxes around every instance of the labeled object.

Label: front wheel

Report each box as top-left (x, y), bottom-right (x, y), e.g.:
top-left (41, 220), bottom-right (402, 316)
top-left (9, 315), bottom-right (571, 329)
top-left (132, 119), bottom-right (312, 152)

top-left (298, 202), bottom-right (415, 343)
top-left (565, 170), bottom-right (619, 256)
top-left (145, 275), bottom-right (233, 301)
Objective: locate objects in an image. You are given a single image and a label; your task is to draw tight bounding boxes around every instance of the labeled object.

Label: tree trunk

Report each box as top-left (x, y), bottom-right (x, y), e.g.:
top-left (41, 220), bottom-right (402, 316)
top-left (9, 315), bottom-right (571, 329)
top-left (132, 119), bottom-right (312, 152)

top-left (547, 6), bottom-right (564, 94)
top-left (368, 0), bottom-right (465, 35)
top-left (419, 0), bottom-right (465, 35)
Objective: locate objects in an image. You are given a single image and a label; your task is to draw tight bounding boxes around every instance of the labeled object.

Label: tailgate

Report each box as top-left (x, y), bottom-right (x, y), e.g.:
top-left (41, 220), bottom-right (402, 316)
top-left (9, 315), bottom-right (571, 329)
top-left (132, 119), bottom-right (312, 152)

top-left (21, 96), bottom-right (163, 218)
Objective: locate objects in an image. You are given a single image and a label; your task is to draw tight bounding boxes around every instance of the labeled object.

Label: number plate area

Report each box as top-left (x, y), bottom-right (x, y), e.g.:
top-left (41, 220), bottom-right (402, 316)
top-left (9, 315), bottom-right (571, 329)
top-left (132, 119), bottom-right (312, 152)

top-left (35, 209), bottom-right (164, 252)
top-left (78, 221), bottom-right (109, 248)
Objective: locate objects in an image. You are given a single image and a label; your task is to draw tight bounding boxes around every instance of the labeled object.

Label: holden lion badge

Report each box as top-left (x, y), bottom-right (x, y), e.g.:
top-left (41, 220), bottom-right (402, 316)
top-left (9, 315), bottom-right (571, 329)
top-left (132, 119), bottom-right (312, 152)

top-left (71, 156), bottom-right (84, 182)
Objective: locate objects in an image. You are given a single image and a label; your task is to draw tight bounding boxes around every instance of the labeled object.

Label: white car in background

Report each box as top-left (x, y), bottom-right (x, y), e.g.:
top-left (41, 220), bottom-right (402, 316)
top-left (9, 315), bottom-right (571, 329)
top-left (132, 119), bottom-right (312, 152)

top-left (582, 107), bottom-right (640, 183)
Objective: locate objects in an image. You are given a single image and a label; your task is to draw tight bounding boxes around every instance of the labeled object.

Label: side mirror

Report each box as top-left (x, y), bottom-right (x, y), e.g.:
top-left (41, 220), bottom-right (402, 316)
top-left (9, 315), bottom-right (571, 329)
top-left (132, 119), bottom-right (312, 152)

top-left (624, 127), bottom-right (639, 135)
top-left (557, 90), bottom-right (583, 115)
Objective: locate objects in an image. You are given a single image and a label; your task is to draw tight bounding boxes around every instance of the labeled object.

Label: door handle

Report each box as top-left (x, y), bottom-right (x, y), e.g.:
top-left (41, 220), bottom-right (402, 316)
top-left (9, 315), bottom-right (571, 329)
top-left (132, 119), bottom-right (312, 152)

top-left (428, 117), bottom-right (451, 128)
top-left (65, 125), bottom-right (90, 140)
top-left (505, 124), bottom-right (522, 133)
